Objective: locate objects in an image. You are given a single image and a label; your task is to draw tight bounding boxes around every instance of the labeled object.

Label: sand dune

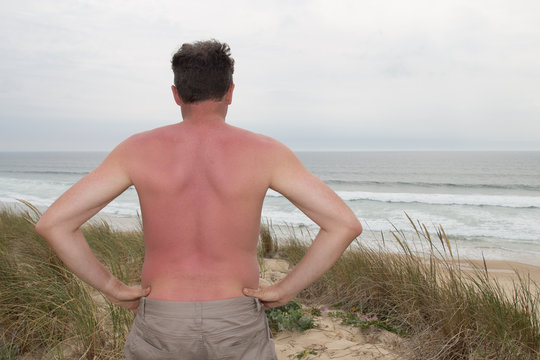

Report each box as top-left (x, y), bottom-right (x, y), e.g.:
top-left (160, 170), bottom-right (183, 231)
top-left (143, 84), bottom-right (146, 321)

top-left (261, 259), bottom-right (407, 359)
top-left (261, 257), bottom-right (540, 359)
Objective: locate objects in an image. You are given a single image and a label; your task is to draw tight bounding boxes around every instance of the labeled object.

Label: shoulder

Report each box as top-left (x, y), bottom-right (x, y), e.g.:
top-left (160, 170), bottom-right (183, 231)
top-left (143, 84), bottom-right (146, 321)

top-left (242, 130), bottom-right (298, 163)
top-left (124, 125), bottom-right (175, 146)
top-left (226, 125), bottom-right (292, 155)
top-left (100, 126), bottom-right (173, 170)
top-left (235, 129), bottom-right (303, 178)
top-left (114, 125), bottom-right (176, 154)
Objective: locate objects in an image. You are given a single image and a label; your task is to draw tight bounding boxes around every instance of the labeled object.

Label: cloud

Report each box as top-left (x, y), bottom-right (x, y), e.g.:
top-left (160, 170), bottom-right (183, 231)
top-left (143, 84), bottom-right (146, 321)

top-left (1, 0), bottom-right (539, 150)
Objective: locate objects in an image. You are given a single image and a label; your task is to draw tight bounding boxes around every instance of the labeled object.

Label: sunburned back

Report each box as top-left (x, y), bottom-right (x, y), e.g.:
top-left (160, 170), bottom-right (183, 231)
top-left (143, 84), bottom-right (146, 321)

top-left (127, 122), bottom-right (274, 301)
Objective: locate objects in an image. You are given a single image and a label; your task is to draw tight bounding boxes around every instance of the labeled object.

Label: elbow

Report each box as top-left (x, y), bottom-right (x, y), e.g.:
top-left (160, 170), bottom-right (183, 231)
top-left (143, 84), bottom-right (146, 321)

top-left (354, 220), bottom-right (363, 237)
top-left (347, 218), bottom-right (363, 239)
top-left (35, 217), bottom-right (50, 238)
top-left (35, 214), bottom-right (77, 243)
top-left (334, 216), bottom-right (362, 242)
top-left (35, 216), bottom-right (58, 241)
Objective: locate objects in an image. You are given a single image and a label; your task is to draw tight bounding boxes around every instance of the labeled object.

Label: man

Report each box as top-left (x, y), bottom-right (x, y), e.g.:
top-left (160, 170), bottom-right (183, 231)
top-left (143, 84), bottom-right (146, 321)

top-left (35, 40), bottom-right (362, 359)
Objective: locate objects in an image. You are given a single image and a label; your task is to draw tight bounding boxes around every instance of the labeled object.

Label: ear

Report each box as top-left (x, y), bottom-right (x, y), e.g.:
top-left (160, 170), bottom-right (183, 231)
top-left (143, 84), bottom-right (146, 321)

top-left (225, 84), bottom-right (235, 105)
top-left (171, 85), bottom-right (183, 106)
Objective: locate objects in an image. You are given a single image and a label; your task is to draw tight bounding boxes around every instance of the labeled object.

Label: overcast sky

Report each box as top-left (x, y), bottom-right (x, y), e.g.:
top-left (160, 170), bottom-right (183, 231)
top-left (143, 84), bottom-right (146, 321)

top-left (1, 0), bottom-right (539, 151)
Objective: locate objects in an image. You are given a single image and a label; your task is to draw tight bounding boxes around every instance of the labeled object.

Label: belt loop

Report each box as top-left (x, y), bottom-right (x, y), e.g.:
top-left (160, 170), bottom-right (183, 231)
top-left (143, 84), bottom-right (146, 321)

top-left (256, 298), bottom-right (262, 312)
top-left (142, 297), bottom-right (146, 317)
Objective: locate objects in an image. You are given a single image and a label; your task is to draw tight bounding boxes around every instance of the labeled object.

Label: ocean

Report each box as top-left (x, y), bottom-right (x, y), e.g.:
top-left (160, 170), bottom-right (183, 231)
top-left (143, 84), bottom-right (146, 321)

top-left (1, 151), bottom-right (539, 265)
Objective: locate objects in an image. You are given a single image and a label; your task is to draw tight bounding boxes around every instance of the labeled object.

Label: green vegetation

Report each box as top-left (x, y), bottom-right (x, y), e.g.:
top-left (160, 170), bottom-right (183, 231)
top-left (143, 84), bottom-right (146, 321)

top-left (1, 204), bottom-right (538, 359)
top-left (296, 348), bottom-right (318, 358)
top-left (265, 301), bottom-right (315, 333)
top-left (327, 310), bottom-right (405, 335)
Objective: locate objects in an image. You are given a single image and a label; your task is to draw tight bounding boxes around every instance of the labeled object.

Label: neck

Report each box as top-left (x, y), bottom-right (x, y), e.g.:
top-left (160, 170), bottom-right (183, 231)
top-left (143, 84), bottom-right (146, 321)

top-left (180, 100), bottom-right (228, 125)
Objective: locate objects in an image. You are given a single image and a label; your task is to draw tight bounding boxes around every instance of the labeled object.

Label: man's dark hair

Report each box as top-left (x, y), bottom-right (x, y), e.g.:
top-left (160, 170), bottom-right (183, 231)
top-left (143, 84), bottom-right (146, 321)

top-left (171, 39), bottom-right (235, 103)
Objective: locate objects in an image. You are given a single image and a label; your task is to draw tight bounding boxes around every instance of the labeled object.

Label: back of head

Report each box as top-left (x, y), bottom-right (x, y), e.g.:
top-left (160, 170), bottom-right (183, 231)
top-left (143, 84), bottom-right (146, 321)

top-left (171, 39), bottom-right (235, 104)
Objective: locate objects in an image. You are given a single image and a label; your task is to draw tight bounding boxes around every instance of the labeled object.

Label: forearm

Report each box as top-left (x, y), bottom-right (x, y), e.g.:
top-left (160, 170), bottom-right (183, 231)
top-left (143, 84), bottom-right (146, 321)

top-left (277, 226), bottom-right (358, 300)
top-left (37, 225), bottom-right (149, 312)
top-left (38, 227), bottom-right (123, 296)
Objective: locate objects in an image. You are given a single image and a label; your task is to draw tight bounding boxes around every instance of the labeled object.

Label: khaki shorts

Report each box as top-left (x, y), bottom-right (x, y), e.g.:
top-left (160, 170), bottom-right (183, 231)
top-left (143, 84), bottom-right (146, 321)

top-left (124, 296), bottom-right (277, 360)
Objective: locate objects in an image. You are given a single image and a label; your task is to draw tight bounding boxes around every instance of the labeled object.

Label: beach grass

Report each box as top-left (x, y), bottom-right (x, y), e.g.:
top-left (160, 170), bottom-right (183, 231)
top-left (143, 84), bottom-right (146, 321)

top-left (1, 205), bottom-right (538, 359)
top-left (0, 205), bottom-right (143, 359)
top-left (269, 219), bottom-right (540, 360)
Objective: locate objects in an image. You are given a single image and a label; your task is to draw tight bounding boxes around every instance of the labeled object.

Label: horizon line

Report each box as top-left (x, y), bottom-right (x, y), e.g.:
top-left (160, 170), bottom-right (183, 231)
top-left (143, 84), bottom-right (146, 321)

top-left (1, 148), bottom-right (539, 153)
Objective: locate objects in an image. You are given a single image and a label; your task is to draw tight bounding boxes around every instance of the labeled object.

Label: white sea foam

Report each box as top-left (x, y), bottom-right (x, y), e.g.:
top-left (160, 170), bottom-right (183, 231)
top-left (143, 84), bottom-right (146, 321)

top-left (337, 191), bottom-right (540, 208)
top-left (266, 189), bottom-right (540, 208)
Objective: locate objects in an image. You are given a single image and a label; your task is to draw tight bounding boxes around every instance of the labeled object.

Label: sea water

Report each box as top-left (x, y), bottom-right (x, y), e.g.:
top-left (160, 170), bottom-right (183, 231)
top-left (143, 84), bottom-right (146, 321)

top-left (1, 151), bottom-right (538, 265)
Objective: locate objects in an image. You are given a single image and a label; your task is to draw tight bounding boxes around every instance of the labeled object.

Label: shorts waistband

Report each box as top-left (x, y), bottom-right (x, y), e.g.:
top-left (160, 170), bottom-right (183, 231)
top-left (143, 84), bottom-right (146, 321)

top-left (139, 296), bottom-right (262, 318)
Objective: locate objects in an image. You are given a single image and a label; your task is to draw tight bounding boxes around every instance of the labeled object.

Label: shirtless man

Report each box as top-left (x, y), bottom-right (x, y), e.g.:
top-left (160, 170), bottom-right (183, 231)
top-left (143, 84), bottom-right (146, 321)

top-left (35, 40), bottom-right (362, 359)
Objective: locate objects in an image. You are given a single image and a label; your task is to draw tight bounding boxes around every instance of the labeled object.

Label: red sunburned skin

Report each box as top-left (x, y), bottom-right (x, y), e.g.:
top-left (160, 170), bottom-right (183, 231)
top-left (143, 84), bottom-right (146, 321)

top-left (127, 121), bottom-right (275, 302)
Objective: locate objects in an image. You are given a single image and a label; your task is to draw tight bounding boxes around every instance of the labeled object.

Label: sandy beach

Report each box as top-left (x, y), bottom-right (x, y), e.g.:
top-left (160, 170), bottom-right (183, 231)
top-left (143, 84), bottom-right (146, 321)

top-left (458, 259), bottom-right (540, 286)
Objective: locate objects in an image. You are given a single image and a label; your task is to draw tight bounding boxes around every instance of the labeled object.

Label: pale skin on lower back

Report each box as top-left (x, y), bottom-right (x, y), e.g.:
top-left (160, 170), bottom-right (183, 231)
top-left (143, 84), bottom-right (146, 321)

top-left (35, 87), bottom-right (363, 311)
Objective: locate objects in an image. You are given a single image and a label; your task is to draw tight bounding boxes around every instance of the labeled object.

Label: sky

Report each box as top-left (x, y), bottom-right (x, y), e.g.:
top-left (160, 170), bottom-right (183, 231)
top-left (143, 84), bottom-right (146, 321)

top-left (1, 0), bottom-right (539, 151)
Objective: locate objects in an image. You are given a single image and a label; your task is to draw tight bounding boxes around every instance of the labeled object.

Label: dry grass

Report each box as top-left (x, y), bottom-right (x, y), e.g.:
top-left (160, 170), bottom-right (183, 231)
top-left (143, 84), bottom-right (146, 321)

top-left (259, 218), bottom-right (277, 258)
top-left (0, 205), bottom-right (143, 359)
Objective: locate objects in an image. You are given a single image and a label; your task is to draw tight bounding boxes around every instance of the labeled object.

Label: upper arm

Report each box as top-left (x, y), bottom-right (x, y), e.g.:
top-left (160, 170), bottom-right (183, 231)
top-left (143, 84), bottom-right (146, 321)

top-left (36, 140), bottom-right (134, 235)
top-left (269, 144), bottom-right (361, 234)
